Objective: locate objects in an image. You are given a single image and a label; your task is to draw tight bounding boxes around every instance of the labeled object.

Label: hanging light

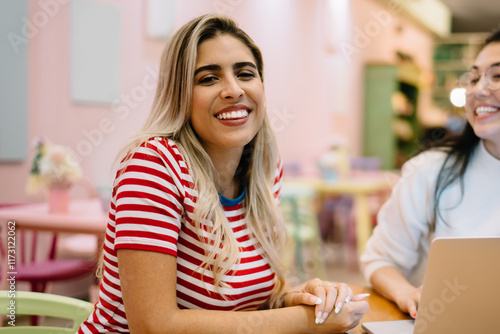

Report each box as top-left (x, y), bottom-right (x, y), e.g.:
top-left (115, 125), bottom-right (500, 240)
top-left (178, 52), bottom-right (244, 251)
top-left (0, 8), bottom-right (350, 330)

top-left (450, 88), bottom-right (466, 107)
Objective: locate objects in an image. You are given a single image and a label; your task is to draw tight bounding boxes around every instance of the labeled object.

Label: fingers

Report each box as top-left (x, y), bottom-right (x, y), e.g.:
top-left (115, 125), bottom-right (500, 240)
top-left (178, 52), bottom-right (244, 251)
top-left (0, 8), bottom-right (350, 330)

top-left (290, 292), bottom-right (322, 306)
top-left (408, 302), bottom-right (418, 319)
top-left (350, 293), bottom-right (371, 302)
top-left (395, 285), bottom-right (422, 316)
top-left (302, 279), bottom-right (366, 325)
top-left (322, 300), bottom-right (369, 332)
top-left (312, 281), bottom-right (328, 324)
top-left (317, 282), bottom-right (337, 324)
top-left (408, 285), bottom-right (422, 318)
top-left (407, 294), bottom-right (419, 319)
top-left (334, 283), bottom-right (351, 314)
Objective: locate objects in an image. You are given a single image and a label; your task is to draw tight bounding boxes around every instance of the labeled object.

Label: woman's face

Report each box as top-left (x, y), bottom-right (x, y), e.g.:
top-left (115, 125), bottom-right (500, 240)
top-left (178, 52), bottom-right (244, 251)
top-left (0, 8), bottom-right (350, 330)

top-left (191, 34), bottom-right (266, 154)
top-left (465, 42), bottom-right (500, 145)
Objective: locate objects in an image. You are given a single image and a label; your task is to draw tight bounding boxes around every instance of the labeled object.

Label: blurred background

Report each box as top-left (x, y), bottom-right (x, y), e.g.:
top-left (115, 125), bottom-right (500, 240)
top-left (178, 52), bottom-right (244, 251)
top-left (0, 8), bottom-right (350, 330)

top-left (1, 0), bottom-right (499, 200)
top-left (0, 0), bottom-right (498, 307)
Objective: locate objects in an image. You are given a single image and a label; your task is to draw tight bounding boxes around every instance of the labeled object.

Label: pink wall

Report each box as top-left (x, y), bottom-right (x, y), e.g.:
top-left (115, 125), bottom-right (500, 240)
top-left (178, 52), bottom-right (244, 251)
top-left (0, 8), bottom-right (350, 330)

top-left (0, 0), bottom-right (435, 202)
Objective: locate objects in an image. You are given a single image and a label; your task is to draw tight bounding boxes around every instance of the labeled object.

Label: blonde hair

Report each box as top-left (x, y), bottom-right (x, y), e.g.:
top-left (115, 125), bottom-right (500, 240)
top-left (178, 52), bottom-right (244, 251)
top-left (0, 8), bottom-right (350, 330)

top-left (106, 14), bottom-right (287, 308)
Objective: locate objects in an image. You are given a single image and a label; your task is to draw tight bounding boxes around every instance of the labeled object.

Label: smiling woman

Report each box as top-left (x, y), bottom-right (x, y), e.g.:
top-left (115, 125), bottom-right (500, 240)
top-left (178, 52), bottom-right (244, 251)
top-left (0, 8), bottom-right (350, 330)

top-left (191, 35), bottom-right (266, 163)
top-left (360, 28), bottom-right (500, 319)
top-left (77, 14), bottom-right (368, 334)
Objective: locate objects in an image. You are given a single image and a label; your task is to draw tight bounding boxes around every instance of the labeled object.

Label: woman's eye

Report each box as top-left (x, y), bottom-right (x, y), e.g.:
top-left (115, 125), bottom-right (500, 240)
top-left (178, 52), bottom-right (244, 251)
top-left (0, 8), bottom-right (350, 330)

top-left (470, 77), bottom-right (479, 85)
top-left (238, 71), bottom-right (256, 80)
top-left (198, 76), bottom-right (217, 85)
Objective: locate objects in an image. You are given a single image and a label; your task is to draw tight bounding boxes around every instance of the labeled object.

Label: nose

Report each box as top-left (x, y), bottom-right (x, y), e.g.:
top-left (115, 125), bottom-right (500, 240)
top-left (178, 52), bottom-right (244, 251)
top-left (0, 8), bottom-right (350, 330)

top-left (220, 76), bottom-right (244, 99)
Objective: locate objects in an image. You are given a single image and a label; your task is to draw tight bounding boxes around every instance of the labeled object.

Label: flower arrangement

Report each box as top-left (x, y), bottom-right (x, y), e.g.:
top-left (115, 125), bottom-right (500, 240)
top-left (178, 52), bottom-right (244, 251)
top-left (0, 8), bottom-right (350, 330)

top-left (26, 137), bottom-right (82, 194)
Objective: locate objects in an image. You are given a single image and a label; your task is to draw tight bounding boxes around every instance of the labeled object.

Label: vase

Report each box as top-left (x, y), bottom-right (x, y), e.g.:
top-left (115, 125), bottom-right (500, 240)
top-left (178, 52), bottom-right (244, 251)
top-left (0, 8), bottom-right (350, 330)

top-left (48, 186), bottom-right (71, 214)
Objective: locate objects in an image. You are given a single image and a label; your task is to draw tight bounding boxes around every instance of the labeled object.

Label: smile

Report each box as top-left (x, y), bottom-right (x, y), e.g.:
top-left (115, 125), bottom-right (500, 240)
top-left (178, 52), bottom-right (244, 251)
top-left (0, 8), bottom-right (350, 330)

top-left (215, 110), bottom-right (249, 120)
top-left (476, 106), bottom-right (500, 116)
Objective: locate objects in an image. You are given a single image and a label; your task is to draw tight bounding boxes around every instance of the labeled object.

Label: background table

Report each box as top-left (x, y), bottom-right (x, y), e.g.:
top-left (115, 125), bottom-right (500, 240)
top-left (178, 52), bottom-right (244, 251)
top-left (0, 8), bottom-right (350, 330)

top-left (284, 172), bottom-right (398, 256)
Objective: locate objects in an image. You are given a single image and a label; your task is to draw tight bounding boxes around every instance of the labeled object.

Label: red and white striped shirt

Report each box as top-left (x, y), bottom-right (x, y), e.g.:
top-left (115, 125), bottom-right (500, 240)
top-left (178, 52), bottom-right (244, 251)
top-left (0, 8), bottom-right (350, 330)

top-left (79, 137), bottom-right (283, 333)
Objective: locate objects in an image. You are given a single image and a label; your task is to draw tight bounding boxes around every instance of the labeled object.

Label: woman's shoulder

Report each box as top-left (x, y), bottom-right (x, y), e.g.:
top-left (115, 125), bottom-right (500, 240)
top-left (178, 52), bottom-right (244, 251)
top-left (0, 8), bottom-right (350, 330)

top-left (141, 137), bottom-right (185, 160)
top-left (123, 137), bottom-right (190, 174)
top-left (143, 136), bottom-right (179, 150)
top-left (399, 148), bottom-right (449, 179)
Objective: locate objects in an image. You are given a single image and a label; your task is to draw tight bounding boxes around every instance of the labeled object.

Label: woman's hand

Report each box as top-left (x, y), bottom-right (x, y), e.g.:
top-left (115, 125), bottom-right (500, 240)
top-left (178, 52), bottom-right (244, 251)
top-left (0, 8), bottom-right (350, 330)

top-left (394, 285), bottom-right (422, 318)
top-left (283, 278), bottom-right (370, 324)
top-left (317, 297), bottom-right (369, 333)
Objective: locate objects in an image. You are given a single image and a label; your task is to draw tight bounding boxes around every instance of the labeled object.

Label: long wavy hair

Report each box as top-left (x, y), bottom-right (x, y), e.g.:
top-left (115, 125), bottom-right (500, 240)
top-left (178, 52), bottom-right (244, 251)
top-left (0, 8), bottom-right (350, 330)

top-left (110, 14), bottom-right (287, 308)
top-left (432, 28), bottom-right (500, 230)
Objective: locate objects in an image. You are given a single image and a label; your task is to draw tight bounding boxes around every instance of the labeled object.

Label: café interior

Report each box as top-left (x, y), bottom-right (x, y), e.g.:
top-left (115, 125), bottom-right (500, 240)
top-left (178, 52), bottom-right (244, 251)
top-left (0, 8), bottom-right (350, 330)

top-left (0, 0), bottom-right (498, 331)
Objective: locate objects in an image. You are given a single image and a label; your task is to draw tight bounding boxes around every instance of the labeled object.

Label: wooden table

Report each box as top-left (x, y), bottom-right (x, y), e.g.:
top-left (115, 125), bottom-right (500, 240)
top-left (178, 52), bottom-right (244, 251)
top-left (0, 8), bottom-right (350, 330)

top-left (284, 172), bottom-right (399, 256)
top-left (349, 284), bottom-right (410, 333)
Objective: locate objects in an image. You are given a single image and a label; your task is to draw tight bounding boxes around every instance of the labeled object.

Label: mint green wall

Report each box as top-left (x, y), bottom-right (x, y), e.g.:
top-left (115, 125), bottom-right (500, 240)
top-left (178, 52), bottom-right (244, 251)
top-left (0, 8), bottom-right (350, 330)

top-left (363, 65), bottom-right (398, 170)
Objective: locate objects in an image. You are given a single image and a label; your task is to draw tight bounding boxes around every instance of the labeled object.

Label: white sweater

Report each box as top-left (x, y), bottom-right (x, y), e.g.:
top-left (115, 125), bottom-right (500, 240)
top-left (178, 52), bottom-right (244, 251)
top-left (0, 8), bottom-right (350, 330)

top-left (360, 140), bottom-right (500, 286)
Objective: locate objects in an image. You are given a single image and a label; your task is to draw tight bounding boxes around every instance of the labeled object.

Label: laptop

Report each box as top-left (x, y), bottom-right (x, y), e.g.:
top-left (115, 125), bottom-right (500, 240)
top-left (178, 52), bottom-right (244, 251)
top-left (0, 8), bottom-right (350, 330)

top-left (362, 237), bottom-right (500, 334)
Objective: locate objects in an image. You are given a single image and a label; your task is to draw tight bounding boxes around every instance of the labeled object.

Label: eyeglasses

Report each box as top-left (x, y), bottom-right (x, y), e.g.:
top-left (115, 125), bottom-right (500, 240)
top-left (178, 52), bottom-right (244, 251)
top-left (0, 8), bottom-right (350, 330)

top-left (457, 64), bottom-right (500, 94)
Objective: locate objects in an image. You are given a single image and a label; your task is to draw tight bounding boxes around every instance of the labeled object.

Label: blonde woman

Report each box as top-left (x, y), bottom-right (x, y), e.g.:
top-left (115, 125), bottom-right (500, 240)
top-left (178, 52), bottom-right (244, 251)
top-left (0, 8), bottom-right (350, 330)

top-left (78, 14), bottom-right (368, 334)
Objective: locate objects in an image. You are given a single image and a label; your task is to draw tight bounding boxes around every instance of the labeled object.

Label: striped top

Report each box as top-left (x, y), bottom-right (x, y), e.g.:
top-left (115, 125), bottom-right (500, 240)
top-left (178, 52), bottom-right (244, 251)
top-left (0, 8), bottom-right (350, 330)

top-left (79, 137), bottom-right (283, 333)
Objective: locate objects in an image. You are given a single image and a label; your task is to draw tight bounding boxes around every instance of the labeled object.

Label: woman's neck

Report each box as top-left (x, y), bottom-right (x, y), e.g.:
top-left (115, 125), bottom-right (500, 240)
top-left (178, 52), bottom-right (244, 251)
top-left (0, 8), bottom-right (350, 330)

top-left (205, 146), bottom-right (244, 199)
top-left (483, 139), bottom-right (500, 160)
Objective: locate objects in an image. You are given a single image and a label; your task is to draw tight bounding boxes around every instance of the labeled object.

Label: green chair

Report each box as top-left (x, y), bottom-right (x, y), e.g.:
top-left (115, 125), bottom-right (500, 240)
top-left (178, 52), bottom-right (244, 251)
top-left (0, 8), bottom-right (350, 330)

top-left (280, 181), bottom-right (327, 283)
top-left (0, 290), bottom-right (94, 333)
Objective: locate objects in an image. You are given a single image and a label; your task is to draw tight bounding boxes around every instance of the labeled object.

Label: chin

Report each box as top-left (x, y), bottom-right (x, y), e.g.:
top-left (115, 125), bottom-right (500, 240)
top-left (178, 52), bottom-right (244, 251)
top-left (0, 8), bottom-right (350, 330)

top-left (472, 127), bottom-right (500, 142)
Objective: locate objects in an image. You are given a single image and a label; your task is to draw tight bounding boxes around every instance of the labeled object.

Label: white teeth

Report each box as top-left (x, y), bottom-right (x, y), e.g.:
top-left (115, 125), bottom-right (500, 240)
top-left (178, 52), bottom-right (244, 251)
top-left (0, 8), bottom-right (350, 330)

top-left (216, 110), bottom-right (249, 120)
top-left (476, 106), bottom-right (499, 115)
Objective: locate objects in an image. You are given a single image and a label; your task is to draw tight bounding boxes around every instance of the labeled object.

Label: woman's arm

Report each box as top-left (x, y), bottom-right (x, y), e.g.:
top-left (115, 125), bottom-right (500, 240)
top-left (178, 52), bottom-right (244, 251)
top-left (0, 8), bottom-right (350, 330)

top-left (118, 249), bottom-right (368, 334)
top-left (370, 266), bottom-right (422, 318)
top-left (360, 151), bottom-right (445, 314)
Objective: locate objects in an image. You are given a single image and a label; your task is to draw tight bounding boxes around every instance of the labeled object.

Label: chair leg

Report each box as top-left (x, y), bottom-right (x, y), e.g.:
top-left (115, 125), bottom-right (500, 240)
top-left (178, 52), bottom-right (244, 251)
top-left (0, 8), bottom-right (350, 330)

top-left (294, 239), bottom-right (307, 283)
top-left (30, 315), bottom-right (40, 326)
top-left (29, 281), bottom-right (48, 326)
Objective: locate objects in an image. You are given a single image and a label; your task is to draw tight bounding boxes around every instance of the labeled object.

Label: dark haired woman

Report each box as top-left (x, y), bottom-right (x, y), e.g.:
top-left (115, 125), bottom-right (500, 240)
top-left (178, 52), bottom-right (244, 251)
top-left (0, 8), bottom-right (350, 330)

top-left (360, 28), bottom-right (500, 318)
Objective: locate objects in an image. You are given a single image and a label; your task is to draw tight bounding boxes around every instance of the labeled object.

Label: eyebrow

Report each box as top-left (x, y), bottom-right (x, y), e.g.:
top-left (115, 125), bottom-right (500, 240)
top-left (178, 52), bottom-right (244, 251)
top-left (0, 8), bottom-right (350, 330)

top-left (194, 61), bottom-right (257, 76)
top-left (471, 61), bottom-right (500, 71)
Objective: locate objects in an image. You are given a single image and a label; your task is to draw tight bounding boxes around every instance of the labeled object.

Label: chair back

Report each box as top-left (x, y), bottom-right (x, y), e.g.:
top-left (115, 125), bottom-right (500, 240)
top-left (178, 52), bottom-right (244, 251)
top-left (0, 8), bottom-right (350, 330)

top-left (280, 182), bottom-right (326, 281)
top-left (280, 182), bottom-right (319, 236)
top-left (0, 290), bottom-right (94, 333)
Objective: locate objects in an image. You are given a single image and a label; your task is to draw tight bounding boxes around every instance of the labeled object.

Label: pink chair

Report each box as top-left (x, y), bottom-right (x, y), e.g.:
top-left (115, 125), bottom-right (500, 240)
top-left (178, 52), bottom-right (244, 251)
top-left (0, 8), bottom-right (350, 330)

top-left (0, 203), bottom-right (96, 325)
top-left (15, 230), bottom-right (96, 293)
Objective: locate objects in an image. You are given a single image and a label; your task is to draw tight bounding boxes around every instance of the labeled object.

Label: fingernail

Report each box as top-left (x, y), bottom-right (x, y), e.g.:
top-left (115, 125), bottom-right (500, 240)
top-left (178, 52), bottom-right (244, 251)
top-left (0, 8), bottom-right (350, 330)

top-left (413, 312), bottom-right (417, 318)
top-left (356, 293), bottom-right (371, 299)
top-left (335, 302), bottom-right (343, 313)
top-left (345, 296), bottom-right (351, 303)
top-left (315, 312), bottom-right (323, 324)
top-left (322, 312), bottom-right (329, 321)
top-left (315, 297), bottom-right (322, 305)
